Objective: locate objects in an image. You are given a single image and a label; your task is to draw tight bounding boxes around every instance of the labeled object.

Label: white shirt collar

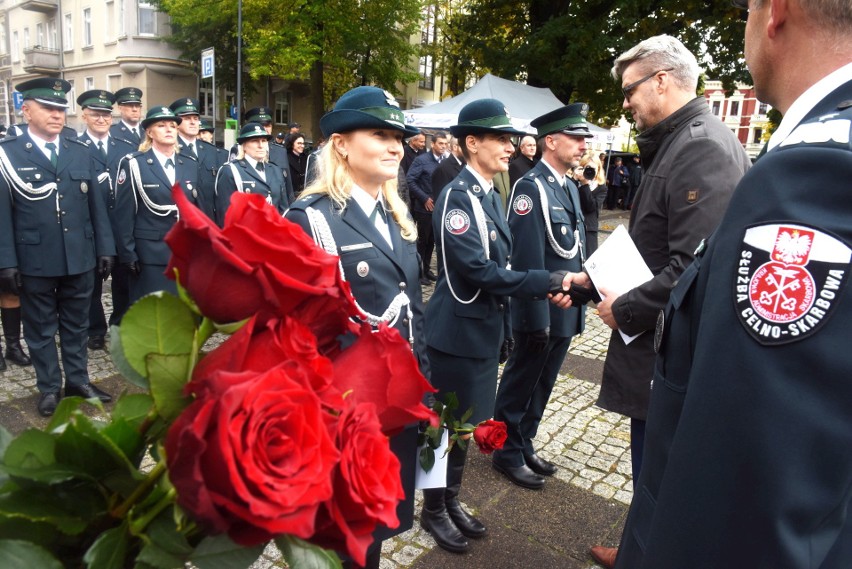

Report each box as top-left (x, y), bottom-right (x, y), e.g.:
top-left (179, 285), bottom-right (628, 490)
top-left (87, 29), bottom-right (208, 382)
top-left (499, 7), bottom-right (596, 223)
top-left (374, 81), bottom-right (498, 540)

top-left (151, 147), bottom-right (176, 170)
top-left (464, 165), bottom-right (494, 195)
top-left (540, 157), bottom-right (566, 187)
top-left (122, 120), bottom-right (139, 132)
top-left (768, 61), bottom-right (852, 150)
top-left (244, 154), bottom-right (260, 169)
top-left (350, 184), bottom-right (384, 217)
top-left (86, 131), bottom-right (109, 145)
top-left (27, 130), bottom-right (59, 159)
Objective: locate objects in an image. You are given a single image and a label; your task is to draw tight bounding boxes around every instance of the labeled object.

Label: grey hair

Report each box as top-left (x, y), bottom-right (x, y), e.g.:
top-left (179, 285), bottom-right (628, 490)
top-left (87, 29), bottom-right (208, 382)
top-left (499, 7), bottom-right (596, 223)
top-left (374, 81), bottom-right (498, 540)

top-left (611, 35), bottom-right (701, 94)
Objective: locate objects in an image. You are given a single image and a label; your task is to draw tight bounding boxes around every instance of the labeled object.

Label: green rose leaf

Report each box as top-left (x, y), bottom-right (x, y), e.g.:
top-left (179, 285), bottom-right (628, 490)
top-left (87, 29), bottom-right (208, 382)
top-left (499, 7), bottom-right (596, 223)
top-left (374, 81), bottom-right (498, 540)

top-left (3, 430), bottom-right (55, 471)
top-left (276, 535), bottom-right (343, 569)
top-left (54, 412), bottom-right (136, 478)
top-left (0, 492), bottom-right (87, 534)
top-left (146, 354), bottom-right (191, 423)
top-left (83, 523), bottom-right (129, 569)
top-left (0, 539), bottom-right (63, 569)
top-left (111, 394), bottom-right (155, 428)
top-left (134, 512), bottom-right (193, 568)
top-left (110, 324), bottom-right (149, 389)
top-left (0, 425), bottom-right (14, 460)
top-left (119, 293), bottom-right (197, 381)
top-left (419, 445), bottom-right (435, 472)
top-left (190, 535), bottom-right (265, 569)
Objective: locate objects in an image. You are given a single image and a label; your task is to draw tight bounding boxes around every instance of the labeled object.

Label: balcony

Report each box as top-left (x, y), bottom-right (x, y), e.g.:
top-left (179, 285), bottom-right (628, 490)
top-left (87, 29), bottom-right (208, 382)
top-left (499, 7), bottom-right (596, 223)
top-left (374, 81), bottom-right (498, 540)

top-left (20, 0), bottom-right (57, 12)
top-left (22, 46), bottom-right (60, 74)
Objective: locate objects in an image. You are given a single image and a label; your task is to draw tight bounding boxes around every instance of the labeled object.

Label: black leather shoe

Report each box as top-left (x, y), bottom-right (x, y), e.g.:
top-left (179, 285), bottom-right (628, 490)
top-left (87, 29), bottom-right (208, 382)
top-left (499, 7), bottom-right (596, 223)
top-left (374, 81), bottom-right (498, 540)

top-left (87, 336), bottom-right (105, 350)
top-left (524, 451), bottom-right (558, 476)
top-left (492, 461), bottom-right (545, 489)
top-left (420, 509), bottom-right (469, 553)
top-left (65, 383), bottom-right (112, 403)
top-left (5, 343), bottom-right (31, 366)
top-left (425, 269), bottom-right (438, 282)
top-left (446, 499), bottom-right (487, 538)
top-left (38, 392), bottom-right (60, 417)
top-left (419, 277), bottom-right (432, 287)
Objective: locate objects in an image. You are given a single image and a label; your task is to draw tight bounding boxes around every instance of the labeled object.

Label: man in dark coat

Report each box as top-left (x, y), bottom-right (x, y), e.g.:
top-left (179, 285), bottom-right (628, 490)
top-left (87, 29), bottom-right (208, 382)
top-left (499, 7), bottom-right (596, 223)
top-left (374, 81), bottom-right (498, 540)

top-left (430, 136), bottom-right (465, 201)
top-left (492, 103), bottom-right (591, 490)
top-left (110, 87), bottom-right (144, 146)
top-left (608, 3), bottom-right (852, 568)
top-left (0, 79), bottom-right (116, 417)
top-left (406, 133), bottom-right (448, 283)
top-left (579, 34), bottom-right (751, 568)
top-left (77, 90), bottom-right (136, 348)
top-left (400, 132), bottom-right (425, 173)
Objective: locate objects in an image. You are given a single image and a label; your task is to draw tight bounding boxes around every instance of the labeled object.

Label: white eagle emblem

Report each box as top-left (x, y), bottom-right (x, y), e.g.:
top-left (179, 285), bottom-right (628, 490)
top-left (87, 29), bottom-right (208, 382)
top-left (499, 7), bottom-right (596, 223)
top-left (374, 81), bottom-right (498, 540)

top-left (773, 229), bottom-right (812, 265)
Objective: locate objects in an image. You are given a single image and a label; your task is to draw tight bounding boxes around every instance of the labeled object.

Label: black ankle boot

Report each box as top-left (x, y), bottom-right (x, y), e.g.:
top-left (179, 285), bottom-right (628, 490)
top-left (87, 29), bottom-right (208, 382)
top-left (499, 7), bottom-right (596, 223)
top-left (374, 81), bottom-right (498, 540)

top-left (445, 444), bottom-right (486, 538)
top-left (420, 488), bottom-right (469, 553)
top-left (1, 307), bottom-right (31, 366)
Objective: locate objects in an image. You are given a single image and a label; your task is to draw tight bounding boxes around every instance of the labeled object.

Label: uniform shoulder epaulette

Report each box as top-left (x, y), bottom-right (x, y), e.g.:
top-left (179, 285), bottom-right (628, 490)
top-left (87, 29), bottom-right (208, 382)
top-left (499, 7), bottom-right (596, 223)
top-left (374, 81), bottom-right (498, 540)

top-left (449, 178), bottom-right (469, 192)
top-left (288, 192), bottom-right (325, 211)
top-left (125, 150), bottom-right (146, 160)
top-left (65, 136), bottom-right (89, 149)
top-left (778, 105), bottom-right (852, 150)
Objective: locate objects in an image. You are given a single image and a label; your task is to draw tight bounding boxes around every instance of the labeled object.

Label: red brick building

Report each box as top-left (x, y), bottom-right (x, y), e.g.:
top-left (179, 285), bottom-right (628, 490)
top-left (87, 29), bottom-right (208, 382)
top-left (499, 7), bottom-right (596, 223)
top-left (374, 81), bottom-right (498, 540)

top-left (704, 80), bottom-right (771, 159)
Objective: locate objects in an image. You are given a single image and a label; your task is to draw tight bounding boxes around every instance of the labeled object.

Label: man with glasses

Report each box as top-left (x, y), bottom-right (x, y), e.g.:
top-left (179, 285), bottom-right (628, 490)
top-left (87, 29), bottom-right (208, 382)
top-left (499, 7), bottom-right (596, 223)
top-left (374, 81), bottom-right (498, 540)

top-left (78, 90), bottom-right (136, 349)
top-left (0, 79), bottom-right (115, 417)
top-left (604, 2), bottom-right (852, 567)
top-left (579, 35), bottom-right (750, 568)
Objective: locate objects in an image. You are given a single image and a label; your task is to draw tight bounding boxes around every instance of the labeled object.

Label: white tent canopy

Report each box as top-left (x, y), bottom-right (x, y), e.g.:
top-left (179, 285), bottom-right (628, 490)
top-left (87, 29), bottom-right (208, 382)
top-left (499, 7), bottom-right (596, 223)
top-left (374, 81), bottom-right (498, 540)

top-left (404, 74), bottom-right (610, 137)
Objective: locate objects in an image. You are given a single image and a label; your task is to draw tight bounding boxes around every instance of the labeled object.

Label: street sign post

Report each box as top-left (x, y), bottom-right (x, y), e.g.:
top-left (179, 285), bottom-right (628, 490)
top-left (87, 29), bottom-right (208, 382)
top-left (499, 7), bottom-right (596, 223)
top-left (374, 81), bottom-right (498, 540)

top-left (201, 48), bottom-right (215, 134)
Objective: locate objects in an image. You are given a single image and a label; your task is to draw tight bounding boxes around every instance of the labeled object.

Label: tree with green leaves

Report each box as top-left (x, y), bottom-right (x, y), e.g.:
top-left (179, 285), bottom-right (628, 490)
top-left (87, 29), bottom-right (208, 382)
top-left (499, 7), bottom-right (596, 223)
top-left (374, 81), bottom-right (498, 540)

top-left (435, 0), bottom-right (752, 125)
top-left (156, 0), bottom-right (422, 136)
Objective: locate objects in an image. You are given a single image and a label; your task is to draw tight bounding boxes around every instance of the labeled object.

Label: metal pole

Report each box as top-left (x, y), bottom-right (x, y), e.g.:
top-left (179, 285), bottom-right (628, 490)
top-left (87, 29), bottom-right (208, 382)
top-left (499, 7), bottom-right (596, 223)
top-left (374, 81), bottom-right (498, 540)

top-left (236, 0), bottom-right (242, 125)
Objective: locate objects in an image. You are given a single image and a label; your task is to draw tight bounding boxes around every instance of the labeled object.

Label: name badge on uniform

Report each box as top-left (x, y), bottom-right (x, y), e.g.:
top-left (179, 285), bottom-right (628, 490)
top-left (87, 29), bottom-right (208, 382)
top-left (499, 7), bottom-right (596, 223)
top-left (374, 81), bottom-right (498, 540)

top-left (340, 243), bottom-right (374, 252)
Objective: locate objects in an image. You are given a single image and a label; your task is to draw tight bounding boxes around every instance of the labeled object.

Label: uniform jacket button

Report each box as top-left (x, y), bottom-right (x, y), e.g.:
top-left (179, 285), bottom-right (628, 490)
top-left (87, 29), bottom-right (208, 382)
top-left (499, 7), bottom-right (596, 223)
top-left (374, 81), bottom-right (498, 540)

top-left (399, 282), bottom-right (407, 291)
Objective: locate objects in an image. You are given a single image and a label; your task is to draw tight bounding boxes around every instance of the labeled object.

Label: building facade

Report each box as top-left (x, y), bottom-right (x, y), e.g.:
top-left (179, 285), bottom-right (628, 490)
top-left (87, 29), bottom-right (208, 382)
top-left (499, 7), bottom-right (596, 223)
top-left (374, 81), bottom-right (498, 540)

top-left (704, 80), bottom-right (770, 159)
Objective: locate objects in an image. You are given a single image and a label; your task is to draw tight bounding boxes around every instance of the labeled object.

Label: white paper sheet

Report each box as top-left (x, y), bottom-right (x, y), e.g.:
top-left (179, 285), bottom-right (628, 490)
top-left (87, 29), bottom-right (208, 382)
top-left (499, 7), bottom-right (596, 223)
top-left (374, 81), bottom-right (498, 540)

top-left (584, 224), bottom-right (654, 345)
top-left (415, 430), bottom-right (448, 489)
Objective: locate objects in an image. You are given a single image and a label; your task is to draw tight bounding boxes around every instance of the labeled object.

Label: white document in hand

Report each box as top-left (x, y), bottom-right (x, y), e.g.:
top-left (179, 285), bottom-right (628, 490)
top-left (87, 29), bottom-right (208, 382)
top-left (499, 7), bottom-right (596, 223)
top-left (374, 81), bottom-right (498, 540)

top-left (584, 224), bottom-right (653, 345)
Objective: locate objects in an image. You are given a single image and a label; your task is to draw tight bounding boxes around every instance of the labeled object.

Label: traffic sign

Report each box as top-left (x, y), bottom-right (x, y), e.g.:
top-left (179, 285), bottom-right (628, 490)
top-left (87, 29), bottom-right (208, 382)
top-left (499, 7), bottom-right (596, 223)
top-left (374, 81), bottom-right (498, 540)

top-left (201, 48), bottom-right (214, 79)
top-left (12, 91), bottom-right (23, 110)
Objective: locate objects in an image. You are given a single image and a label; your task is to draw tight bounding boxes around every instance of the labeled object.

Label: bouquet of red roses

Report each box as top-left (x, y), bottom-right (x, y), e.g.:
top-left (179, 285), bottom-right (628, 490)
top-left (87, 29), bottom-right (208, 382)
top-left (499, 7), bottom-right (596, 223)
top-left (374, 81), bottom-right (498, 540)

top-left (0, 188), bottom-right (435, 569)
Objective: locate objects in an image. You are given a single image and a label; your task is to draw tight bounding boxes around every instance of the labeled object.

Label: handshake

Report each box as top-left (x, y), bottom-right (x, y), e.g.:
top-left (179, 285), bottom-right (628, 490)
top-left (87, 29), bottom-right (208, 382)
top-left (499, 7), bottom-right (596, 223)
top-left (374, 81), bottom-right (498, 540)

top-left (547, 270), bottom-right (601, 306)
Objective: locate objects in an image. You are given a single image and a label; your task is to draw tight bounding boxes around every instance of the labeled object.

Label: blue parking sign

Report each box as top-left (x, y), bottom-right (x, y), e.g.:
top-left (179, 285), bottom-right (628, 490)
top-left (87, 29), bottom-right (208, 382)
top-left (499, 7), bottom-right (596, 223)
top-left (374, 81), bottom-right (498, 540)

top-left (201, 49), bottom-right (214, 79)
top-left (13, 91), bottom-right (23, 110)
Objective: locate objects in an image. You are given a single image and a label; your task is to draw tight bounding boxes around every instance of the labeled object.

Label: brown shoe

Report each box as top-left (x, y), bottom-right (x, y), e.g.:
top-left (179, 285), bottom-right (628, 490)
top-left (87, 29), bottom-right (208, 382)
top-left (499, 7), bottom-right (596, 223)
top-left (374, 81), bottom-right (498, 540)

top-left (590, 546), bottom-right (618, 568)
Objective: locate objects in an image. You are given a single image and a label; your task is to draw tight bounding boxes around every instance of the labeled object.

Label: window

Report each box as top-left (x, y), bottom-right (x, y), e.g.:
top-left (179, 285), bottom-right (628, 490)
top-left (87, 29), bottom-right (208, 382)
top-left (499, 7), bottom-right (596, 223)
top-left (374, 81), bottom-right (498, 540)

top-left (728, 100), bottom-right (740, 117)
top-left (274, 92), bottom-right (291, 125)
top-left (105, 1), bottom-right (115, 41)
top-left (11, 31), bottom-right (19, 62)
top-left (107, 74), bottom-right (122, 91)
top-left (758, 102), bottom-right (769, 115)
top-left (64, 13), bottom-right (73, 50)
top-left (138, 1), bottom-right (157, 35)
top-left (753, 128), bottom-right (763, 144)
top-left (36, 23), bottom-right (45, 47)
top-left (23, 28), bottom-right (30, 49)
top-left (0, 26), bottom-right (6, 55)
top-left (67, 80), bottom-right (76, 114)
top-left (418, 5), bottom-right (437, 90)
top-left (85, 76), bottom-right (94, 91)
top-left (48, 19), bottom-right (57, 49)
top-left (711, 100), bottom-right (721, 116)
top-left (200, 86), bottom-right (214, 117)
top-left (83, 8), bottom-right (92, 46)
top-left (118, 0), bottom-right (126, 36)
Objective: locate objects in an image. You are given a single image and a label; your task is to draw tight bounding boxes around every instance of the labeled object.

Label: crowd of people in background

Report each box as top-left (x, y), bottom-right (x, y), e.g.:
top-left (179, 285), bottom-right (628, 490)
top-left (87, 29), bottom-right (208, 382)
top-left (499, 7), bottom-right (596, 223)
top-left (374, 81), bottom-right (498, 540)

top-left (2, 1), bottom-right (851, 565)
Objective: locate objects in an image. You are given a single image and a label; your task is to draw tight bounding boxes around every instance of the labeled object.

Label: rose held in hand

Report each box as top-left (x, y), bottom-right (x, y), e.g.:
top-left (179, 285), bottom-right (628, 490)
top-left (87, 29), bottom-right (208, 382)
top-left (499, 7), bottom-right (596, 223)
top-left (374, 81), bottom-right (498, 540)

top-left (165, 363), bottom-right (340, 546)
top-left (473, 419), bottom-right (507, 454)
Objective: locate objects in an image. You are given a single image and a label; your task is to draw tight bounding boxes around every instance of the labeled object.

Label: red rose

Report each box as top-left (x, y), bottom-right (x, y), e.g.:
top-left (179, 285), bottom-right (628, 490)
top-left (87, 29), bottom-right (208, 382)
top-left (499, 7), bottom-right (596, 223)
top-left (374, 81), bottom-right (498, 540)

top-left (191, 316), bottom-right (344, 410)
top-left (472, 419), bottom-right (507, 454)
top-left (331, 323), bottom-right (436, 435)
top-left (165, 364), bottom-right (340, 546)
top-left (166, 188), bottom-right (350, 327)
top-left (312, 402), bottom-right (403, 566)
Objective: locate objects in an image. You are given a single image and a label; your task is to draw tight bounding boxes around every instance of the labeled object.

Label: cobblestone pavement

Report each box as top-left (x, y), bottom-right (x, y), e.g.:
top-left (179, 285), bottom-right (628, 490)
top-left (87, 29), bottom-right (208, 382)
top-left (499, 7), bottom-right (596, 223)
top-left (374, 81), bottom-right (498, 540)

top-left (0, 210), bottom-right (633, 568)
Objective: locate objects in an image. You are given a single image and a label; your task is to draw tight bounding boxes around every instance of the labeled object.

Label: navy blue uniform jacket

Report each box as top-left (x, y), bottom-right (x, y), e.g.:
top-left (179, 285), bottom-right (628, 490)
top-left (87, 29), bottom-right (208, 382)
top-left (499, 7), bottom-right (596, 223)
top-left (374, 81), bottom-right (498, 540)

top-left (614, 79), bottom-right (852, 569)
top-left (215, 159), bottom-right (289, 226)
top-left (506, 161), bottom-right (586, 337)
top-left (0, 130), bottom-right (115, 276)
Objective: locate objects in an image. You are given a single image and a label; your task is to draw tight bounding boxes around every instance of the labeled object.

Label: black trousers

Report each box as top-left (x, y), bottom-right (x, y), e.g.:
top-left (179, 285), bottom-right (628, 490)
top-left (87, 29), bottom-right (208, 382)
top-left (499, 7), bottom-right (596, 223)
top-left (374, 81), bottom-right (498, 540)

top-left (414, 211), bottom-right (434, 272)
top-left (493, 331), bottom-right (572, 466)
top-left (20, 271), bottom-right (95, 393)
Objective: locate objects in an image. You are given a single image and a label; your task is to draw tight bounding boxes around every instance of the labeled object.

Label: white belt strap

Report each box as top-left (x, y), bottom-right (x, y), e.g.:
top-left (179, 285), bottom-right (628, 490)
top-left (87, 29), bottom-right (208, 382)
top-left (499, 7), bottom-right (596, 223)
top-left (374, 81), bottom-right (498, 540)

top-left (440, 188), bottom-right (489, 305)
top-left (305, 205), bottom-right (413, 343)
top-left (533, 177), bottom-right (580, 260)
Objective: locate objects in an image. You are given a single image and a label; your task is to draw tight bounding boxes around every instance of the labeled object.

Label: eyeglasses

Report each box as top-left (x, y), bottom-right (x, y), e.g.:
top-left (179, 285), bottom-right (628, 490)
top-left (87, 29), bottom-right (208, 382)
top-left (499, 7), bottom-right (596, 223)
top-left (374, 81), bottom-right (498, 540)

top-left (621, 68), bottom-right (674, 101)
top-left (86, 112), bottom-right (112, 122)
